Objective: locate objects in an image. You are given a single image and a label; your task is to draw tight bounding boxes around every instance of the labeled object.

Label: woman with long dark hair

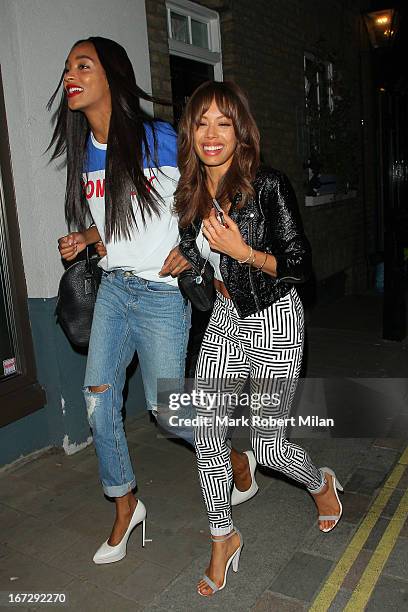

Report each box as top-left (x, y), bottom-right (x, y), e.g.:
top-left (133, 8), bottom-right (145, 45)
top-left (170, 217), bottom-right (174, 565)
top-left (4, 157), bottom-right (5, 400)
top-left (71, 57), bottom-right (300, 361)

top-left (48, 38), bottom-right (254, 565)
top-left (176, 81), bottom-right (344, 596)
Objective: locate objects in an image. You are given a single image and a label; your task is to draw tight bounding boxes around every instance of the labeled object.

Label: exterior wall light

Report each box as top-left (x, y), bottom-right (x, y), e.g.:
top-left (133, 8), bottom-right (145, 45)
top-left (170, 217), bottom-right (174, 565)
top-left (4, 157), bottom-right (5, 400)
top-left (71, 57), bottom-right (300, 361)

top-left (364, 9), bottom-right (397, 48)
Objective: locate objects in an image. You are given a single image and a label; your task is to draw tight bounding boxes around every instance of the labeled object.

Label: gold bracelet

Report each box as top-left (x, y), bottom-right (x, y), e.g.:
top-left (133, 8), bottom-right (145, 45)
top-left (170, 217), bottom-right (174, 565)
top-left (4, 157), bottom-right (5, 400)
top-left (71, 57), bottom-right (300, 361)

top-left (249, 251), bottom-right (256, 266)
top-left (238, 246), bottom-right (253, 264)
top-left (256, 252), bottom-right (268, 271)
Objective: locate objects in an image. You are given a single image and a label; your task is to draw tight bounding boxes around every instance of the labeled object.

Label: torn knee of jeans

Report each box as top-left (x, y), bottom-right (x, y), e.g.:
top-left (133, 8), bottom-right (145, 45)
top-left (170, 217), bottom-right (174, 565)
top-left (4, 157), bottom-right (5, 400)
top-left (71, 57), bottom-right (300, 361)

top-left (84, 384), bottom-right (110, 420)
top-left (88, 384), bottom-right (110, 393)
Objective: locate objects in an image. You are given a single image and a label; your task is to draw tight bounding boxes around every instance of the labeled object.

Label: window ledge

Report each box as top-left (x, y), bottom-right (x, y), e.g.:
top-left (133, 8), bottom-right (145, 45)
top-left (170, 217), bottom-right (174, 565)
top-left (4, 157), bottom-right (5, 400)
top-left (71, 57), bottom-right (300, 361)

top-left (168, 38), bottom-right (220, 63)
top-left (305, 190), bottom-right (357, 207)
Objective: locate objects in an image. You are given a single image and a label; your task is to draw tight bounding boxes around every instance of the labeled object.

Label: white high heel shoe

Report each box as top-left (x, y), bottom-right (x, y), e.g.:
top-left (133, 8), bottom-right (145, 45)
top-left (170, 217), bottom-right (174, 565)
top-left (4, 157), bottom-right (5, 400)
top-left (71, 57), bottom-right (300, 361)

top-left (231, 450), bottom-right (259, 506)
top-left (198, 528), bottom-right (243, 596)
top-left (318, 467), bottom-right (344, 533)
top-left (93, 499), bottom-right (147, 564)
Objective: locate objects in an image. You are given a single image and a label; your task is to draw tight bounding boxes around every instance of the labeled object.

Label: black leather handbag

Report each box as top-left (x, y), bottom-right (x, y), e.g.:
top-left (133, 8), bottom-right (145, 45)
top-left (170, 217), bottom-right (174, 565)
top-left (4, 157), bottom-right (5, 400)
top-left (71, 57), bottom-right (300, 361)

top-left (56, 247), bottom-right (102, 347)
top-left (178, 259), bottom-right (215, 312)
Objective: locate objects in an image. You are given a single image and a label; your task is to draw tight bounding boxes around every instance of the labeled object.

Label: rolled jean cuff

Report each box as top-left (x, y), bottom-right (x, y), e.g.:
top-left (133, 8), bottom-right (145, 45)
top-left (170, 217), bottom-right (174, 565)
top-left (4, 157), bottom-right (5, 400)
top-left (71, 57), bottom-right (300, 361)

top-left (210, 523), bottom-right (234, 537)
top-left (307, 469), bottom-right (327, 494)
top-left (102, 477), bottom-right (136, 498)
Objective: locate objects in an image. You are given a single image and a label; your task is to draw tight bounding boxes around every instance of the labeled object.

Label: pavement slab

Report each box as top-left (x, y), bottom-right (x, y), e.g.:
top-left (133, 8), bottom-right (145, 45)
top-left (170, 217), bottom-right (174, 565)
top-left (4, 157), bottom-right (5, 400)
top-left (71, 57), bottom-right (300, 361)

top-left (300, 521), bottom-right (357, 560)
top-left (0, 503), bottom-right (27, 531)
top-left (60, 577), bottom-right (144, 612)
top-left (0, 475), bottom-right (52, 517)
top-left (345, 468), bottom-right (387, 496)
top-left (251, 590), bottom-right (306, 611)
top-left (365, 575), bottom-right (408, 611)
top-left (338, 491), bottom-right (373, 524)
top-left (382, 537), bottom-right (408, 581)
top-left (112, 559), bottom-right (179, 607)
top-left (46, 533), bottom-right (144, 588)
top-left (0, 549), bottom-right (74, 592)
top-left (268, 551), bottom-right (333, 602)
top-left (54, 498), bottom-right (123, 540)
top-left (1, 515), bottom-right (82, 564)
top-left (358, 446), bottom-right (400, 474)
top-left (131, 525), bottom-right (208, 572)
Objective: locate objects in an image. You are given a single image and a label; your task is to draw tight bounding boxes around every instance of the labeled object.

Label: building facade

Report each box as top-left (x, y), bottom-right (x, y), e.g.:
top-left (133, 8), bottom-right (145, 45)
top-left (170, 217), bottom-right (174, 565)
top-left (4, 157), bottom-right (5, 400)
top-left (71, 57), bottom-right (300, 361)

top-left (147, 0), bottom-right (379, 296)
top-left (0, 0), bottom-right (379, 466)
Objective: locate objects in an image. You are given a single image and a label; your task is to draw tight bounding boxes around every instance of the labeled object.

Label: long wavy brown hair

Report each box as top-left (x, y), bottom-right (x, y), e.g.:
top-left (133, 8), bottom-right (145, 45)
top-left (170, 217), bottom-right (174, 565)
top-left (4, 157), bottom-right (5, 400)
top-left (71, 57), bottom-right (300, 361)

top-left (175, 81), bottom-right (260, 227)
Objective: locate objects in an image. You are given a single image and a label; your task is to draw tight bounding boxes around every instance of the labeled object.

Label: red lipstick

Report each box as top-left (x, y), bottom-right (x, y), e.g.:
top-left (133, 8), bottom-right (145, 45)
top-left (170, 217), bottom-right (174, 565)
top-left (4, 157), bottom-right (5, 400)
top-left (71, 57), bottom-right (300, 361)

top-left (66, 85), bottom-right (84, 98)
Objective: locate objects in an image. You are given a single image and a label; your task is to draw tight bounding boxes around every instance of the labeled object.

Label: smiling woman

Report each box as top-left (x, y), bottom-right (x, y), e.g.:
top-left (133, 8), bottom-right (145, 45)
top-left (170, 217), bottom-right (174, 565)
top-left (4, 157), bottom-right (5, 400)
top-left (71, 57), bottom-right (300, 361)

top-left (174, 81), bottom-right (344, 597)
top-left (46, 36), bottom-right (193, 565)
top-left (64, 43), bottom-right (111, 131)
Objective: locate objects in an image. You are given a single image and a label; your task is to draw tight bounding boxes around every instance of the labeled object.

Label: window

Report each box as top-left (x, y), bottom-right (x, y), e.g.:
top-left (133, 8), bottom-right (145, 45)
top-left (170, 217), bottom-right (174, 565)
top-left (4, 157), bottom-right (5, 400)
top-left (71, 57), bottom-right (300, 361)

top-left (304, 53), bottom-right (334, 117)
top-left (169, 10), bottom-right (209, 49)
top-left (0, 67), bottom-right (46, 427)
top-left (304, 53), bottom-right (336, 199)
top-left (303, 52), bottom-right (357, 205)
top-left (166, 0), bottom-right (222, 78)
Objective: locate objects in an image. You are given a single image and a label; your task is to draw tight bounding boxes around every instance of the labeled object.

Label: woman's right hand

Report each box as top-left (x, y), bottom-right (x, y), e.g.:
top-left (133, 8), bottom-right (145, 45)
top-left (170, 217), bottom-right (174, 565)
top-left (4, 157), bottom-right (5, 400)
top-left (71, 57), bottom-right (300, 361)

top-left (58, 232), bottom-right (87, 261)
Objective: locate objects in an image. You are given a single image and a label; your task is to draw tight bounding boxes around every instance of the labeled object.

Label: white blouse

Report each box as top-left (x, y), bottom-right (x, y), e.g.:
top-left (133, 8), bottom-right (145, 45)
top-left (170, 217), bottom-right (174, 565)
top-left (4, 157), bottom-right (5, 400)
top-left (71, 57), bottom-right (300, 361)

top-left (196, 224), bottom-right (223, 282)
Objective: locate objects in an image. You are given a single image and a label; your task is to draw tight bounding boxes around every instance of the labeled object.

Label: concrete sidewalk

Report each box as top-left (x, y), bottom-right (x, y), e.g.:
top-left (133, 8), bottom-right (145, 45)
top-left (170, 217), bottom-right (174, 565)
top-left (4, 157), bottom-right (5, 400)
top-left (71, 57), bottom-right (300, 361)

top-left (0, 294), bottom-right (407, 611)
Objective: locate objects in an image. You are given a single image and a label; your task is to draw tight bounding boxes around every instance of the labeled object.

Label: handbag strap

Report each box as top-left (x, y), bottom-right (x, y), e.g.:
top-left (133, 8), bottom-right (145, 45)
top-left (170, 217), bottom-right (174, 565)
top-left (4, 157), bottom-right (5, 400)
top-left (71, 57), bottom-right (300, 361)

top-left (198, 222), bottom-right (212, 276)
top-left (85, 245), bottom-right (96, 276)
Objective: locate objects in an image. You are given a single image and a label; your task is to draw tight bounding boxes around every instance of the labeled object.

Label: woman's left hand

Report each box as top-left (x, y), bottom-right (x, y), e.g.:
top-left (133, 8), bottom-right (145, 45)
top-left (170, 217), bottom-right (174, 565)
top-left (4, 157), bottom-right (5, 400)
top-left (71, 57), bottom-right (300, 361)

top-left (95, 240), bottom-right (107, 258)
top-left (159, 246), bottom-right (192, 277)
top-left (202, 208), bottom-right (250, 261)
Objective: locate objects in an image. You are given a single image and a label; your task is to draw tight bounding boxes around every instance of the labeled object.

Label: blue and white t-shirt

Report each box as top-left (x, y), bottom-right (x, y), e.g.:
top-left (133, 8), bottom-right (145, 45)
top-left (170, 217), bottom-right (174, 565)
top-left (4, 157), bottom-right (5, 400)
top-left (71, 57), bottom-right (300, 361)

top-left (83, 121), bottom-right (180, 285)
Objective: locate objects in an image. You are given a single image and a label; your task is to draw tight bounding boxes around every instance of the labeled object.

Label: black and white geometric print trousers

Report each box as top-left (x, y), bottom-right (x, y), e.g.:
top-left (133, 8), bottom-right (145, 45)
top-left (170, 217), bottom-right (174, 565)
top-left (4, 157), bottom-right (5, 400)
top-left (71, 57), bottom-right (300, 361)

top-left (194, 289), bottom-right (324, 536)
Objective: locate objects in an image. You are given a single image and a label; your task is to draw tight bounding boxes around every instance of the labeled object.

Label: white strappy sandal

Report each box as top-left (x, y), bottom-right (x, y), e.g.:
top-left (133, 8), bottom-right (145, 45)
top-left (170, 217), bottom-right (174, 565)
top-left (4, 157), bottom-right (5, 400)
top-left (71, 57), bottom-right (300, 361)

top-left (198, 528), bottom-right (243, 596)
top-left (318, 467), bottom-right (344, 533)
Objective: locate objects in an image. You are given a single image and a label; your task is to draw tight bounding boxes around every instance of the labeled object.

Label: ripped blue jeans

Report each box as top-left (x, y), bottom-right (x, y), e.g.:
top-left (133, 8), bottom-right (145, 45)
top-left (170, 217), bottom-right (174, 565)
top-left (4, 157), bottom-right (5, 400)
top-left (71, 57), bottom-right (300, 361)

top-left (83, 270), bottom-right (191, 498)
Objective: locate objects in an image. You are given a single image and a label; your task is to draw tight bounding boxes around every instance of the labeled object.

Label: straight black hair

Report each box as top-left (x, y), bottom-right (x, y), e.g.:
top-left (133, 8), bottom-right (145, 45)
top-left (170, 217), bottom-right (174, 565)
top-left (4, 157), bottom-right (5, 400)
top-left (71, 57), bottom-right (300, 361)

top-left (47, 36), bottom-right (168, 242)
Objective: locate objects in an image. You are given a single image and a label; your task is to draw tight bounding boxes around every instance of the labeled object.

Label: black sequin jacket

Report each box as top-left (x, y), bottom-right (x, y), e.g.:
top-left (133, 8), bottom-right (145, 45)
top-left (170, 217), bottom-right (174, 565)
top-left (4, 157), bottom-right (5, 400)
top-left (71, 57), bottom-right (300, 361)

top-left (178, 166), bottom-right (312, 318)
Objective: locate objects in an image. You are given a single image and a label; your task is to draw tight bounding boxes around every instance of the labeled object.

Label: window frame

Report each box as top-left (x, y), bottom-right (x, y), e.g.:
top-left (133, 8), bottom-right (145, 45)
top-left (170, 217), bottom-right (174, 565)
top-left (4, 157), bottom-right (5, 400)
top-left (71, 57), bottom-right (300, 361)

top-left (304, 52), bottom-right (334, 122)
top-left (303, 51), bottom-right (357, 205)
top-left (166, 0), bottom-right (223, 80)
top-left (0, 66), bottom-right (46, 427)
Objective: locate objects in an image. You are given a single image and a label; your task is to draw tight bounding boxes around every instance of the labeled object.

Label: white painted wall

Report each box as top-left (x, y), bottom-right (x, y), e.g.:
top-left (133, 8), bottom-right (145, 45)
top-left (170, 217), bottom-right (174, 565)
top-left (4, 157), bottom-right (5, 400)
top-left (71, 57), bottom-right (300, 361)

top-left (0, 0), bottom-right (152, 297)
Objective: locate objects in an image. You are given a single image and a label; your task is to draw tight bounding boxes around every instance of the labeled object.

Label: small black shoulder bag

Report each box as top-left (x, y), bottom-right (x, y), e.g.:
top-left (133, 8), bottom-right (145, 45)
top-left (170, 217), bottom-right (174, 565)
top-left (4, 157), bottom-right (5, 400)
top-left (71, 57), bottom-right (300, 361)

top-left (56, 247), bottom-right (102, 347)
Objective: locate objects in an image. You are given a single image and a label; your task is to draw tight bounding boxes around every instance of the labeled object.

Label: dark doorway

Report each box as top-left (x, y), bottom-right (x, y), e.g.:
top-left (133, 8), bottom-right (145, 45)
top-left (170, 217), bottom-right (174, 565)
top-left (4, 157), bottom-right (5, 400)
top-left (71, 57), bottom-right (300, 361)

top-left (170, 55), bottom-right (214, 125)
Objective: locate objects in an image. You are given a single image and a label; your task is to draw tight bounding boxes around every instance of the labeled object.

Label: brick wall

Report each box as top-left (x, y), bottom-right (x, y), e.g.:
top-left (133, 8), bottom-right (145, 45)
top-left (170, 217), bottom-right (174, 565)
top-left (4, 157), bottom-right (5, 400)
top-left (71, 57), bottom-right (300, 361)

top-left (145, 0), bottom-right (378, 294)
top-left (145, 0), bottom-right (173, 122)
